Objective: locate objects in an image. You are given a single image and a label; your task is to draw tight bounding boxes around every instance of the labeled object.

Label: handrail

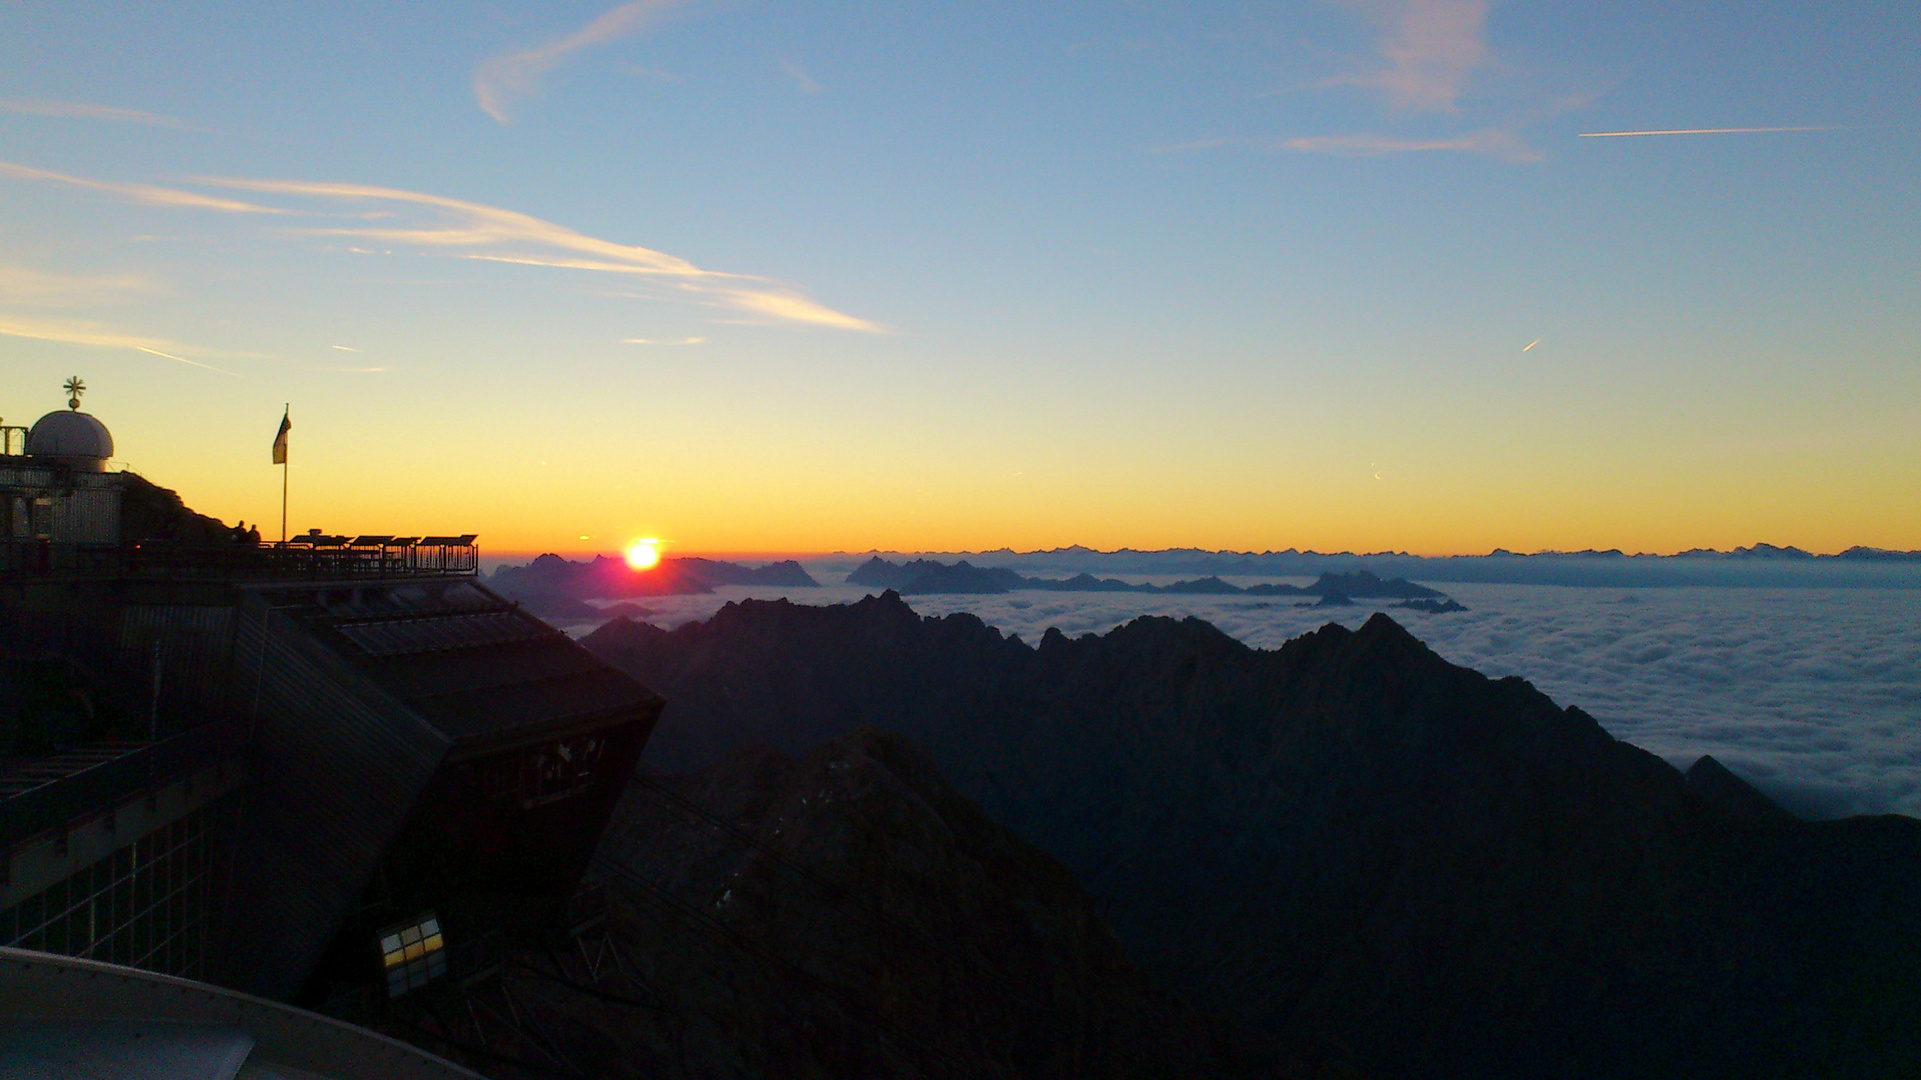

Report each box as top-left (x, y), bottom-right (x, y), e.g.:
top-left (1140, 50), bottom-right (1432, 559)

top-left (0, 539), bottom-right (480, 580)
top-left (1, 722), bottom-right (236, 859)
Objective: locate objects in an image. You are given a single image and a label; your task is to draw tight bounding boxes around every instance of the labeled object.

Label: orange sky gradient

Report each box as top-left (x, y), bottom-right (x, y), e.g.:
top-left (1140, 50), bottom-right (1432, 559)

top-left (4, 4), bottom-right (1915, 563)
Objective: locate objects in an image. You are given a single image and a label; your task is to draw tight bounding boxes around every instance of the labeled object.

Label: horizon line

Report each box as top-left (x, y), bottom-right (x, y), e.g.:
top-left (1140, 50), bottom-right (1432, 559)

top-left (482, 541), bottom-right (1917, 563)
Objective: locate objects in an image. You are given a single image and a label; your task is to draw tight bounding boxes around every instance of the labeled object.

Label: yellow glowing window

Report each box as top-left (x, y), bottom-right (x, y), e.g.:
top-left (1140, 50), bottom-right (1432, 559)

top-left (379, 913), bottom-right (447, 998)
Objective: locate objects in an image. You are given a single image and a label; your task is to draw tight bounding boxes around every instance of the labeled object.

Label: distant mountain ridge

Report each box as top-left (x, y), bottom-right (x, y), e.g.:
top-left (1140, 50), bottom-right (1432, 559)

top-left (833, 543), bottom-right (1921, 588)
top-left (583, 593), bottom-right (1921, 1079)
top-left (848, 557), bottom-right (1445, 600)
top-left (883, 541), bottom-right (1921, 562)
top-left (489, 553), bottom-right (817, 618)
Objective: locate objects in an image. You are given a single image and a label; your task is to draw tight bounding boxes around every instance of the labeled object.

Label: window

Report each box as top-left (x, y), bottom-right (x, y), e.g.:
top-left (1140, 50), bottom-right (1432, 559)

top-left (379, 912), bottom-right (447, 998)
top-left (0, 800), bottom-right (220, 978)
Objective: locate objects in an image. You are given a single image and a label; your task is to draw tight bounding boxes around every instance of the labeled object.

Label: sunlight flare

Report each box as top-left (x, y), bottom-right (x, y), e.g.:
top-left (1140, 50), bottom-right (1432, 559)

top-left (625, 538), bottom-right (662, 570)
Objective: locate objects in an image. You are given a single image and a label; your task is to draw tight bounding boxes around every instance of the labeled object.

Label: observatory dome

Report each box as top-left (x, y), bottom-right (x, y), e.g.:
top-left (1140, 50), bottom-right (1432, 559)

top-left (26, 409), bottom-right (114, 471)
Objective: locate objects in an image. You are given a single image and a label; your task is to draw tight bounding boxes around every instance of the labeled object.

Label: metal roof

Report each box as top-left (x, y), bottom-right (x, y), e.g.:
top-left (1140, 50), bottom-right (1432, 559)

top-left (333, 609), bottom-right (550, 656)
top-left (0, 947), bottom-right (481, 1079)
top-left (280, 581), bottom-right (663, 748)
top-left (216, 579), bottom-right (661, 998)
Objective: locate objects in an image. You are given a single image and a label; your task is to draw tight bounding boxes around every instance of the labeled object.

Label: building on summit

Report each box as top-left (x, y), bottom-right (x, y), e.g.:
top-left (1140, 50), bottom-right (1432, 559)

top-left (0, 380), bottom-right (665, 1071)
top-left (2, 376), bottom-right (123, 550)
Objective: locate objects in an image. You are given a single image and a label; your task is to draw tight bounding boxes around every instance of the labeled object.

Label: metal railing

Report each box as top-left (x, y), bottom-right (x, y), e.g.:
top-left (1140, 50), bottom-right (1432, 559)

top-left (0, 721), bottom-right (236, 863)
top-left (0, 536), bottom-right (479, 581)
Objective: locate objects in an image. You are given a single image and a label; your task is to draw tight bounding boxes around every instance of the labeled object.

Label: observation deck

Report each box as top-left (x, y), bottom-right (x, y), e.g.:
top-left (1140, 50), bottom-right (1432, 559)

top-left (0, 534), bottom-right (480, 581)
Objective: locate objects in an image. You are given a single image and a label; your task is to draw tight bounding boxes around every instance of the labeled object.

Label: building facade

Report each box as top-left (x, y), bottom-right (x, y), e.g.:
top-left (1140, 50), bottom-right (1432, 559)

top-left (1, 386), bottom-right (664, 1025)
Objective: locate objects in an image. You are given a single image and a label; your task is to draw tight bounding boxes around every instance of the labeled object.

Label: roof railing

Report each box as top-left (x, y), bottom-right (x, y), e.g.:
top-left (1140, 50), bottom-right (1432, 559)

top-left (0, 537), bottom-right (480, 580)
top-left (0, 722), bottom-right (238, 872)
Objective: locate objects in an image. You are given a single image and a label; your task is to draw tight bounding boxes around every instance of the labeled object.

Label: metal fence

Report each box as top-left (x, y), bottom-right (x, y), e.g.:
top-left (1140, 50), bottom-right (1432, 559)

top-left (0, 721), bottom-right (236, 863)
top-left (0, 536), bottom-right (479, 581)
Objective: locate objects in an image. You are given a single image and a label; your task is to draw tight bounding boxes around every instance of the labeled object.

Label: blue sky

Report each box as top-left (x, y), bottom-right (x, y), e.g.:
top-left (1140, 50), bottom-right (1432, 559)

top-left (3, 1), bottom-right (1916, 554)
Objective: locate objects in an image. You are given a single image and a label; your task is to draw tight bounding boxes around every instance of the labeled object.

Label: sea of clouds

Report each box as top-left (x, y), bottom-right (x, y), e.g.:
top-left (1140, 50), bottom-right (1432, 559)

top-left (569, 566), bottom-right (1921, 821)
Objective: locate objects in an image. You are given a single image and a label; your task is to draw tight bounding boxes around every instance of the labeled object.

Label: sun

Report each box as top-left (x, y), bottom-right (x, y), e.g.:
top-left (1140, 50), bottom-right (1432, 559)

top-left (624, 538), bottom-right (661, 571)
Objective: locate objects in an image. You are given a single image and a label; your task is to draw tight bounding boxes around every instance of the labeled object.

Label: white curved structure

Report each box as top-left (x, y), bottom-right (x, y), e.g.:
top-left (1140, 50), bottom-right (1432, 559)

top-left (0, 947), bottom-right (482, 1079)
top-left (24, 410), bottom-right (114, 472)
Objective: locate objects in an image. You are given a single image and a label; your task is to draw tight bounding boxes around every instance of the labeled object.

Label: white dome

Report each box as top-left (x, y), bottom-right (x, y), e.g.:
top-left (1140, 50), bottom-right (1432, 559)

top-left (26, 410), bottom-right (114, 470)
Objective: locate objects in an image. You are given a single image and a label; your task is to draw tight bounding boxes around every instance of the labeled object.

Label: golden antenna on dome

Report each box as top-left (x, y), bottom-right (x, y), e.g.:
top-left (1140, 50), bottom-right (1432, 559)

top-left (63, 375), bottom-right (86, 410)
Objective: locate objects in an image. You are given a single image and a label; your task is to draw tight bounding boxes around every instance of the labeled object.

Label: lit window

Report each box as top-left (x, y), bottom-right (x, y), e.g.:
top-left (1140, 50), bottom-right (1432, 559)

top-left (379, 913), bottom-right (447, 998)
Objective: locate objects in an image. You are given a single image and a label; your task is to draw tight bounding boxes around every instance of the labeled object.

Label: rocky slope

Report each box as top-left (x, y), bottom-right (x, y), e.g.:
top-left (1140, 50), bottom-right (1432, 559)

top-left (583, 593), bottom-right (1921, 1079)
top-left (405, 730), bottom-right (1310, 1079)
top-left (586, 730), bottom-right (1306, 1078)
top-left (118, 472), bottom-right (237, 543)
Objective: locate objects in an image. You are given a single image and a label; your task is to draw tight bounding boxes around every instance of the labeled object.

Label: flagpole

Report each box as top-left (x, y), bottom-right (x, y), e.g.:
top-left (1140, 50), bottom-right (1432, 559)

top-left (280, 403), bottom-right (288, 544)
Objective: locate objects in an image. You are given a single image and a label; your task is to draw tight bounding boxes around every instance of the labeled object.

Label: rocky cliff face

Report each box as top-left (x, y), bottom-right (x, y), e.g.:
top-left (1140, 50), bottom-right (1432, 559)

top-left (573, 730), bottom-right (1306, 1079)
top-left (584, 593), bottom-right (1921, 1079)
top-left (118, 472), bottom-right (235, 543)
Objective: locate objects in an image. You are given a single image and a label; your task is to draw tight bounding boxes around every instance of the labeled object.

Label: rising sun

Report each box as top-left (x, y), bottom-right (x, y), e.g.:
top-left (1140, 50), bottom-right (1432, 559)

top-left (624, 539), bottom-right (661, 570)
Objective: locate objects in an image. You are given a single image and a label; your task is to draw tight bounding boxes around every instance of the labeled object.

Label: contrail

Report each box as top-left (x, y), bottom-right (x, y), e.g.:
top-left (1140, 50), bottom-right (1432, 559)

top-left (1579, 126), bottom-right (1845, 138)
top-left (136, 345), bottom-right (239, 376)
top-left (1523, 337), bottom-right (1541, 352)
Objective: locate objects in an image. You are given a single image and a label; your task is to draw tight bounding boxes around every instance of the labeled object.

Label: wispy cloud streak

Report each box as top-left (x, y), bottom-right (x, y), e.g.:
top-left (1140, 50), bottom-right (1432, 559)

top-left (0, 160), bottom-right (280, 214)
top-left (0, 316), bottom-right (236, 374)
top-left (1148, 136), bottom-right (1251, 155)
top-left (0, 97), bottom-right (184, 127)
top-left (197, 176), bottom-right (882, 331)
top-left (1579, 126), bottom-right (1848, 138)
top-left (717, 289), bottom-right (879, 332)
top-left (1227, 2), bottom-right (1543, 165)
top-left (0, 264), bottom-right (152, 307)
top-left (1282, 128), bottom-right (1537, 162)
top-left (0, 159), bottom-right (880, 332)
top-left (474, 0), bottom-right (692, 123)
top-left (779, 60), bottom-right (822, 94)
top-left (135, 345), bottom-right (239, 375)
top-left (1326, 0), bottom-right (1490, 112)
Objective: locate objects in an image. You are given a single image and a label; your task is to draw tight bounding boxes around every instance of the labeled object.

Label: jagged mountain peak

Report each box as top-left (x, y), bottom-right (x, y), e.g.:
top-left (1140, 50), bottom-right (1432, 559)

top-left (584, 593), bottom-right (1921, 1078)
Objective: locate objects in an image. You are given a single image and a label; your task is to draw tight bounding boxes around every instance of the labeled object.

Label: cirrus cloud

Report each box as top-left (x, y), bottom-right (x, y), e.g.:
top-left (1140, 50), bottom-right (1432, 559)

top-left (0, 160), bottom-right (280, 214)
top-left (198, 175), bottom-right (884, 332)
top-left (0, 97), bottom-right (185, 128)
top-left (474, 0), bottom-right (694, 124)
top-left (0, 160), bottom-right (882, 333)
top-left (1281, 127), bottom-right (1539, 162)
top-left (0, 263), bottom-right (153, 307)
top-left (0, 315), bottom-right (238, 374)
top-left (1324, 0), bottom-right (1491, 113)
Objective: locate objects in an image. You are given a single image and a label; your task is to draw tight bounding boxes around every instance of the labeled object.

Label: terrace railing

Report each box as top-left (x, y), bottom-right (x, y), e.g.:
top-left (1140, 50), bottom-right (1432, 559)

top-left (0, 721), bottom-right (238, 876)
top-left (0, 535), bottom-right (479, 581)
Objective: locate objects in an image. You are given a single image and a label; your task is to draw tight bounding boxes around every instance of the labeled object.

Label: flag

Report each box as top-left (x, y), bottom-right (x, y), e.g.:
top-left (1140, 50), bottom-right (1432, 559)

top-left (272, 409), bottom-right (290, 465)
